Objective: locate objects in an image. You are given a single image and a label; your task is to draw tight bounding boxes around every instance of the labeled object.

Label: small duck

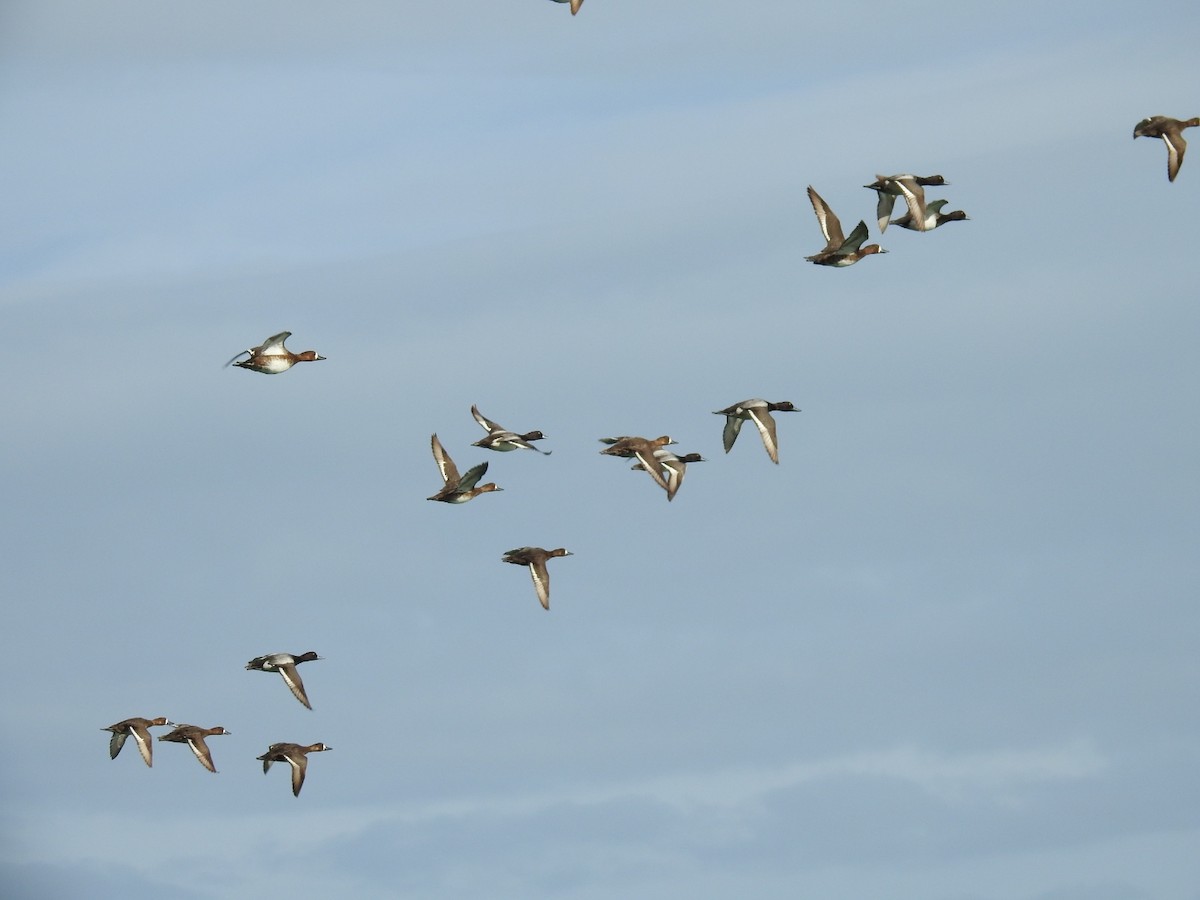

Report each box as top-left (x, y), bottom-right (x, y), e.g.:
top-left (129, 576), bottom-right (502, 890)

top-left (890, 198), bottom-right (969, 231)
top-left (599, 435), bottom-right (676, 492)
top-left (470, 405), bottom-right (551, 454)
top-left (246, 651), bottom-right (323, 710)
top-left (428, 434), bottom-right (503, 503)
top-left (863, 174), bottom-right (947, 232)
top-left (157, 724), bottom-right (231, 773)
top-left (102, 716), bottom-right (170, 767)
top-left (549, 0), bottom-right (583, 14)
top-left (598, 436), bottom-right (677, 451)
top-left (502, 547), bottom-right (573, 610)
top-left (631, 449), bottom-right (705, 501)
top-left (804, 187), bottom-right (886, 266)
top-left (257, 742), bottom-right (333, 797)
top-left (713, 399), bottom-right (799, 464)
top-left (225, 331), bottom-right (325, 374)
top-left (1133, 116), bottom-right (1200, 182)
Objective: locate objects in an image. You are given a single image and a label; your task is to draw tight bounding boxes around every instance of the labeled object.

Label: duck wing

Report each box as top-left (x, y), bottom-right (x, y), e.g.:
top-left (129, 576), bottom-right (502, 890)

top-left (257, 332), bottom-right (292, 354)
top-left (746, 407), bottom-right (781, 463)
top-left (128, 723), bottom-right (155, 766)
top-left (285, 752), bottom-right (309, 796)
top-left (806, 186), bottom-right (844, 249)
top-left (430, 434), bottom-right (460, 486)
top-left (632, 448), bottom-right (671, 492)
top-left (456, 461), bottom-right (489, 492)
top-left (186, 736), bottom-right (217, 773)
top-left (108, 729), bottom-right (128, 760)
top-left (722, 415), bottom-right (744, 453)
top-left (277, 663), bottom-right (312, 710)
top-left (657, 451), bottom-right (687, 501)
top-left (892, 178), bottom-right (928, 231)
top-left (470, 404), bottom-right (504, 433)
top-left (528, 561), bottom-right (551, 610)
top-left (839, 220), bottom-right (871, 254)
top-left (874, 192), bottom-right (897, 233)
top-left (1163, 132), bottom-right (1186, 182)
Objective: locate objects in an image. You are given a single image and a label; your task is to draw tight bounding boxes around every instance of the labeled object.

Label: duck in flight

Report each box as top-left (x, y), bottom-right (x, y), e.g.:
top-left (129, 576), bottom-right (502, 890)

top-left (225, 331), bottom-right (325, 374)
top-left (804, 187), bottom-right (886, 266)
top-left (1133, 116), bottom-right (1199, 182)
top-left (713, 399), bottom-right (799, 464)
top-left (428, 434), bottom-right (503, 503)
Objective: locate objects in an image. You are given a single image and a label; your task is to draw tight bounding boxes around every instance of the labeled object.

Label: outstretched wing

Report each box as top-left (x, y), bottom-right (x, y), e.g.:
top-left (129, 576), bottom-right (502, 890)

top-left (1164, 133), bottom-right (1185, 182)
top-left (892, 178), bottom-right (928, 231)
top-left (470, 404), bottom-right (504, 433)
top-left (528, 563), bottom-right (551, 610)
top-left (807, 186), bottom-right (844, 249)
top-left (456, 461), bottom-right (489, 492)
top-left (277, 664), bottom-right (312, 710)
top-left (722, 415), bottom-right (744, 453)
top-left (286, 753), bottom-right (308, 797)
top-left (431, 434), bottom-right (460, 486)
top-left (258, 332), bottom-right (292, 354)
top-left (746, 407), bottom-right (781, 464)
top-left (839, 220), bottom-right (870, 254)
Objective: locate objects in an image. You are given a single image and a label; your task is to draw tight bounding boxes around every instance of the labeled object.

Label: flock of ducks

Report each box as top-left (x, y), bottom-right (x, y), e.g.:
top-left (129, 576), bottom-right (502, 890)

top-left (110, 336), bottom-right (337, 795)
top-left (802, 111), bottom-right (1196, 266)
top-left (419, 393), bottom-right (803, 605)
top-left (805, 175), bottom-right (968, 266)
top-left (813, 109), bottom-right (1200, 263)
top-left (104, 648), bottom-right (331, 795)
top-left (102, 2), bottom-right (1194, 800)
top-left (108, 322), bottom-right (804, 793)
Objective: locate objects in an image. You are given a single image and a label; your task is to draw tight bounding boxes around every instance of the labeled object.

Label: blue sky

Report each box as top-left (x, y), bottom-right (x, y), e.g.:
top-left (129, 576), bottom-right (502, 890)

top-left (2, 2), bottom-right (1199, 898)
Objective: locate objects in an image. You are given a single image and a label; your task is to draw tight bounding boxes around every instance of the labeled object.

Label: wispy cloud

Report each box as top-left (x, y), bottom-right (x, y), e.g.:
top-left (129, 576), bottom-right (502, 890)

top-left (5, 739), bottom-right (1105, 865)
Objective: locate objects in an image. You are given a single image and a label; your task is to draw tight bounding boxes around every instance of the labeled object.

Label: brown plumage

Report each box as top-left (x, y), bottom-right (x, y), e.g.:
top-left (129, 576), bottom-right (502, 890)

top-left (502, 547), bottom-right (573, 610)
top-left (157, 724), bottom-right (231, 773)
top-left (599, 435), bottom-right (676, 492)
top-left (805, 187), bottom-right (886, 266)
top-left (257, 742), bottom-right (332, 797)
top-left (225, 331), bottom-right (325, 374)
top-left (1133, 116), bottom-right (1200, 182)
top-left (102, 716), bottom-right (170, 767)
top-left (428, 433), bottom-right (503, 503)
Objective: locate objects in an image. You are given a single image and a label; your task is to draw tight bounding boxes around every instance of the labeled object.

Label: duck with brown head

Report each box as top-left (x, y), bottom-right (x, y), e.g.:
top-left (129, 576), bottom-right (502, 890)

top-left (502, 547), bottom-right (573, 610)
top-left (804, 187), bottom-right (886, 266)
top-left (257, 742), bottom-right (332, 797)
top-left (1133, 116), bottom-right (1200, 182)
top-left (102, 716), bottom-right (171, 767)
top-left (599, 435), bottom-right (677, 492)
top-left (157, 724), bottom-right (231, 773)
top-left (225, 331), bottom-right (325, 374)
top-left (427, 434), bottom-right (503, 503)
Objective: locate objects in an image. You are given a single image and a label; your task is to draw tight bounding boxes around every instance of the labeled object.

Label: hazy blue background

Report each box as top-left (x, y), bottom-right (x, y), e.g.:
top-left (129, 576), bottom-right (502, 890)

top-left (2, 2), bottom-right (1198, 898)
